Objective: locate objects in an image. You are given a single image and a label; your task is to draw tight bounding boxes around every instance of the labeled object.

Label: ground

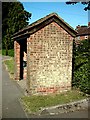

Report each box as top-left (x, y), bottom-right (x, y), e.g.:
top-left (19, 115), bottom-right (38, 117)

top-left (1, 55), bottom-right (89, 119)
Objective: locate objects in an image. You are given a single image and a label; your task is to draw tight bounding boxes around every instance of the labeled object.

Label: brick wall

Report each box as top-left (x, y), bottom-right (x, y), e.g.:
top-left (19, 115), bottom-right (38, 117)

top-left (27, 21), bottom-right (73, 95)
top-left (14, 41), bottom-right (20, 80)
top-left (75, 35), bottom-right (89, 45)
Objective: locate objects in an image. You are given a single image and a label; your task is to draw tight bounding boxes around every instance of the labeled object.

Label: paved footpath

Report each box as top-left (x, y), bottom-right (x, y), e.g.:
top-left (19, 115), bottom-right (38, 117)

top-left (2, 56), bottom-right (28, 119)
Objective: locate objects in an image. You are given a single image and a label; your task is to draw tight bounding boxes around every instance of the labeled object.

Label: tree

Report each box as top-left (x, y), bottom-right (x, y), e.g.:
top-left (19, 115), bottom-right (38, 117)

top-left (66, 1), bottom-right (90, 11)
top-left (2, 2), bottom-right (31, 55)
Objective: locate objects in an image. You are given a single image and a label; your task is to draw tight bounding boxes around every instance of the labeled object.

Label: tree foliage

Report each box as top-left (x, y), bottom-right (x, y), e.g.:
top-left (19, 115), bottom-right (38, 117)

top-left (66, 1), bottom-right (90, 11)
top-left (2, 2), bottom-right (31, 55)
top-left (73, 39), bottom-right (90, 94)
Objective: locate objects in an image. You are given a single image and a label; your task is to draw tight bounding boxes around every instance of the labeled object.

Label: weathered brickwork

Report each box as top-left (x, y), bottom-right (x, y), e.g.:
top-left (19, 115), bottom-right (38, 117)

top-left (14, 41), bottom-right (20, 80)
top-left (27, 22), bottom-right (73, 95)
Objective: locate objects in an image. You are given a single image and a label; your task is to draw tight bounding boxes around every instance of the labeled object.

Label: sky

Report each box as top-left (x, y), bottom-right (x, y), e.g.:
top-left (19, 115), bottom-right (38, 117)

top-left (20, 2), bottom-right (89, 29)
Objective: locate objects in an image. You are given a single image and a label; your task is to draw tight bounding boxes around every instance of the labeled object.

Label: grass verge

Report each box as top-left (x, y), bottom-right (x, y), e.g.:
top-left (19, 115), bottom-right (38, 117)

top-left (0, 50), bottom-right (2, 54)
top-left (21, 90), bottom-right (87, 114)
top-left (4, 58), bottom-right (14, 79)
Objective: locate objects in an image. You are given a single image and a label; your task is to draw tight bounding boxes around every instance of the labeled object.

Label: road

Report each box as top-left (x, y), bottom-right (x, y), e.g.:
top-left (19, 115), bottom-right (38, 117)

top-left (36, 109), bottom-right (89, 118)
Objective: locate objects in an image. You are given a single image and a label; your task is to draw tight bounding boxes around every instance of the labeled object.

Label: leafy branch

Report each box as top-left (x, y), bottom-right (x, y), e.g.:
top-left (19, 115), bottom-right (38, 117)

top-left (66, 1), bottom-right (90, 11)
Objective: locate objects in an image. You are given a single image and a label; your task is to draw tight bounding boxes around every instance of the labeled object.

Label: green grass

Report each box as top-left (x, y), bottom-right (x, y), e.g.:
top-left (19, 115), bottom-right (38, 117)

top-left (2, 49), bottom-right (14, 57)
top-left (21, 90), bottom-right (87, 113)
top-left (0, 50), bottom-right (2, 54)
top-left (4, 58), bottom-right (14, 78)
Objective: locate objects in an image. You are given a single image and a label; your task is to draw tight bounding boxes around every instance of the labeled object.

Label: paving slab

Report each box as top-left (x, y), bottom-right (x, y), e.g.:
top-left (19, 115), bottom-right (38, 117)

top-left (2, 63), bottom-right (28, 118)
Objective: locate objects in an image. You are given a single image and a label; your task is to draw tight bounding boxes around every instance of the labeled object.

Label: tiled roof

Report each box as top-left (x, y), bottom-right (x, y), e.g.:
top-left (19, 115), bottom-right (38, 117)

top-left (76, 26), bottom-right (90, 36)
top-left (12, 13), bottom-right (77, 39)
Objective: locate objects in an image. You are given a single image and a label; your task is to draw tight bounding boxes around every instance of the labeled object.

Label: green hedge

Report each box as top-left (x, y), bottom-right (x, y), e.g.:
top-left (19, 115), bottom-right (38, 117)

top-left (2, 49), bottom-right (14, 57)
top-left (73, 39), bottom-right (90, 94)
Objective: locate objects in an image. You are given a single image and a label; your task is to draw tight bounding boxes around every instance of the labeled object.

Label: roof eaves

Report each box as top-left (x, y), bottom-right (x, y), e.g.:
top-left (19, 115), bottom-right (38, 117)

top-left (12, 13), bottom-right (57, 38)
top-left (12, 12), bottom-right (77, 39)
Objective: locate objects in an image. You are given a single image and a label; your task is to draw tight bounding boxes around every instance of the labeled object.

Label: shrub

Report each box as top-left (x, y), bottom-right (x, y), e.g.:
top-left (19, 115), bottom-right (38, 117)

top-left (73, 39), bottom-right (90, 94)
top-left (2, 49), bottom-right (14, 57)
top-left (8, 49), bottom-right (14, 57)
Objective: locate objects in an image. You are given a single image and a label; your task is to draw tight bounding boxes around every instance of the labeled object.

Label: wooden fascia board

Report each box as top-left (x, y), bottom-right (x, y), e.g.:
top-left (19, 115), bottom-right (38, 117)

top-left (27, 17), bottom-right (77, 38)
top-left (53, 17), bottom-right (77, 37)
top-left (12, 16), bottom-right (77, 40)
top-left (12, 17), bottom-right (54, 40)
top-left (12, 32), bottom-right (30, 41)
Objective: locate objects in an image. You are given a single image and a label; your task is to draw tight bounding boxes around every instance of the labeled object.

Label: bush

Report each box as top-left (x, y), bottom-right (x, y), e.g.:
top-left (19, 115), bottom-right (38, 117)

top-left (73, 39), bottom-right (90, 94)
top-left (73, 62), bottom-right (90, 94)
top-left (8, 49), bottom-right (14, 57)
top-left (2, 49), bottom-right (14, 57)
